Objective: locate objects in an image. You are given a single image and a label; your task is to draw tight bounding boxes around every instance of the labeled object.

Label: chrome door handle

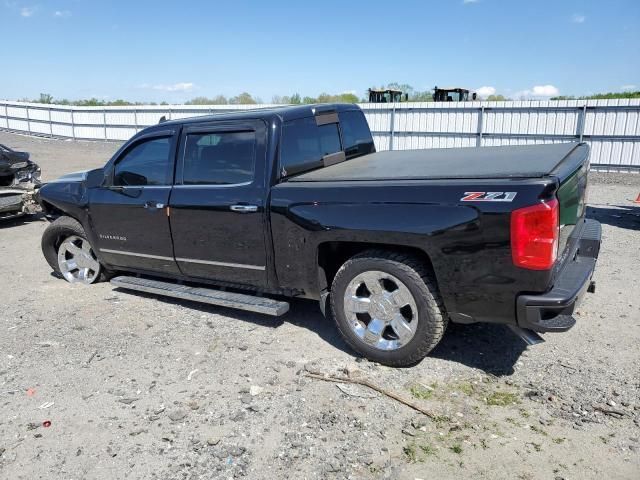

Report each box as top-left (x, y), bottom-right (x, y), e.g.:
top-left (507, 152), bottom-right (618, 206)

top-left (230, 205), bottom-right (258, 213)
top-left (144, 202), bottom-right (165, 209)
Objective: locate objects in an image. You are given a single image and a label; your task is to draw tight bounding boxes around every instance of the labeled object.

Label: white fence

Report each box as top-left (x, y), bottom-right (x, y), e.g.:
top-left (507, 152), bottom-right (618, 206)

top-left (1, 99), bottom-right (640, 171)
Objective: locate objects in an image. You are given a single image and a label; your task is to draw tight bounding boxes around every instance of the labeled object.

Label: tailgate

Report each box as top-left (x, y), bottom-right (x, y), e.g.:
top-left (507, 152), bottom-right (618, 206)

top-left (553, 143), bottom-right (590, 267)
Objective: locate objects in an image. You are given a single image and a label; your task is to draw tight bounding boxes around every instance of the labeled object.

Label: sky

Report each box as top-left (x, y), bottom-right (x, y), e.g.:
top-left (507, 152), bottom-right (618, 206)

top-left (1, 0), bottom-right (639, 103)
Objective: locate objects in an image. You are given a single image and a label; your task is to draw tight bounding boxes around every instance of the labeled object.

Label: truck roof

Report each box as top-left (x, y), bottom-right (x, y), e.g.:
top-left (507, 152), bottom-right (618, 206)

top-left (155, 103), bottom-right (360, 128)
top-left (289, 143), bottom-right (586, 182)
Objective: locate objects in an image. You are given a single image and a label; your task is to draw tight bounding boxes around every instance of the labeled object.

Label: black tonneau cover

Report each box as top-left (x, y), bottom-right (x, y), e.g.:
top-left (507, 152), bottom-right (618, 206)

top-left (290, 143), bottom-right (582, 182)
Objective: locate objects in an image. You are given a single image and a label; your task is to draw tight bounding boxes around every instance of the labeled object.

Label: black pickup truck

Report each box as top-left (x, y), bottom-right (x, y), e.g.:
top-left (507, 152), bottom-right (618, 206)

top-left (37, 104), bottom-right (601, 366)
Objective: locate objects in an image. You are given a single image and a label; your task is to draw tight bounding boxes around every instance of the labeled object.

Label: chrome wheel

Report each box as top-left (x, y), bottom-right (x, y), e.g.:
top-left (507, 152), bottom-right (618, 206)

top-left (57, 235), bottom-right (101, 284)
top-left (343, 270), bottom-right (418, 351)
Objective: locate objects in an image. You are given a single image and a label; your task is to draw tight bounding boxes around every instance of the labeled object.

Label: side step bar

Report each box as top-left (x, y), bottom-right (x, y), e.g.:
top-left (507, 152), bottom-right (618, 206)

top-left (110, 276), bottom-right (290, 317)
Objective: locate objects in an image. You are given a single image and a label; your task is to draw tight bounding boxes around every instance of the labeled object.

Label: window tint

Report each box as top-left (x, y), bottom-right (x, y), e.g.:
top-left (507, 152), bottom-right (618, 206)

top-left (113, 137), bottom-right (172, 186)
top-left (182, 131), bottom-right (255, 185)
top-left (280, 117), bottom-right (341, 176)
top-left (339, 110), bottom-right (375, 159)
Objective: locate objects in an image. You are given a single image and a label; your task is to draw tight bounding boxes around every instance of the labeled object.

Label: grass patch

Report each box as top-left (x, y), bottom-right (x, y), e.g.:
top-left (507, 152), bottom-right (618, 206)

top-left (529, 442), bottom-right (542, 452)
top-left (486, 391), bottom-right (520, 406)
top-left (552, 437), bottom-right (566, 444)
top-left (530, 425), bottom-right (548, 436)
top-left (505, 417), bottom-right (521, 427)
top-left (449, 444), bottom-right (463, 454)
top-left (409, 384), bottom-right (434, 400)
top-left (455, 382), bottom-right (475, 396)
top-left (419, 444), bottom-right (437, 456)
top-left (403, 444), bottom-right (420, 463)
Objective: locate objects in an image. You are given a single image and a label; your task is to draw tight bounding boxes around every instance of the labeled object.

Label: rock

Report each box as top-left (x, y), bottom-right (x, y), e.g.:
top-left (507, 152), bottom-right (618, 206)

top-left (206, 436), bottom-right (221, 446)
top-left (117, 398), bottom-right (139, 405)
top-left (607, 400), bottom-right (617, 407)
top-left (240, 394), bottom-right (252, 404)
top-left (249, 386), bottom-right (264, 396)
top-left (168, 409), bottom-right (187, 422)
top-left (230, 411), bottom-right (246, 422)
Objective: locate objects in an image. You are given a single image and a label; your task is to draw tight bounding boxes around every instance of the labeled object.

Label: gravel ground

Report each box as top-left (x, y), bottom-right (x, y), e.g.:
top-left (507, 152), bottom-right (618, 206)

top-left (1, 131), bottom-right (639, 479)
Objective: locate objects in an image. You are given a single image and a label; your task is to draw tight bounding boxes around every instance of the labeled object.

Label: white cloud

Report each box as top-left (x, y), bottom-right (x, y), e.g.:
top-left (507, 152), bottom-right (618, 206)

top-left (571, 14), bottom-right (586, 23)
top-left (140, 82), bottom-right (196, 92)
top-left (621, 84), bottom-right (637, 91)
top-left (20, 6), bottom-right (36, 17)
top-left (516, 84), bottom-right (560, 99)
top-left (475, 86), bottom-right (496, 98)
top-left (54, 10), bottom-right (71, 18)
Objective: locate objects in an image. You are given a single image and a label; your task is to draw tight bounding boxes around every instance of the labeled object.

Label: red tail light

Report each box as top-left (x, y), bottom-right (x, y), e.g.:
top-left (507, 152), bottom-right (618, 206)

top-left (511, 198), bottom-right (559, 270)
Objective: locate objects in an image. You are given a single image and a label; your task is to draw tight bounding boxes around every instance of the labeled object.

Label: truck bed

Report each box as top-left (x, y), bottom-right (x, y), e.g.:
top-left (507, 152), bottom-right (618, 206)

top-left (290, 143), bottom-right (581, 182)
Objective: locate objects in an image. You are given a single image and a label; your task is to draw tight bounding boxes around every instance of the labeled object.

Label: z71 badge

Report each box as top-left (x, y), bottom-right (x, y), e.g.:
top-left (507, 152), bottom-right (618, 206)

top-left (460, 192), bottom-right (517, 202)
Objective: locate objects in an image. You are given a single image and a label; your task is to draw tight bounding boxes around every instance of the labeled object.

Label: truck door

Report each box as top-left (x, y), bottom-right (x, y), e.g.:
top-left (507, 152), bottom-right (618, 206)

top-left (88, 130), bottom-right (180, 275)
top-left (169, 120), bottom-right (269, 288)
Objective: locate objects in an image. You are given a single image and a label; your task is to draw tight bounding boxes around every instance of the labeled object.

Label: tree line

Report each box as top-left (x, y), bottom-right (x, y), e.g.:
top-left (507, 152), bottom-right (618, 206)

top-left (17, 88), bottom-right (640, 107)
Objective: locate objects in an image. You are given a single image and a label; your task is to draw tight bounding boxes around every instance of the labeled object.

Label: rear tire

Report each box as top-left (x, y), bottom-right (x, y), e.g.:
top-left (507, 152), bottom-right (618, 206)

top-left (330, 250), bottom-right (447, 367)
top-left (41, 216), bottom-right (110, 284)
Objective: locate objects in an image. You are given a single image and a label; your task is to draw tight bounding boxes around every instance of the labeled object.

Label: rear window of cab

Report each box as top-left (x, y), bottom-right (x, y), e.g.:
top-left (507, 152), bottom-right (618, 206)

top-left (279, 110), bottom-right (374, 177)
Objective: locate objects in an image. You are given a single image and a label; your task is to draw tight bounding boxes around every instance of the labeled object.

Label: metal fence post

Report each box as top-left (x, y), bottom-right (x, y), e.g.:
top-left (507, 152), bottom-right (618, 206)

top-left (577, 104), bottom-right (587, 142)
top-left (71, 108), bottom-right (76, 140)
top-left (48, 106), bottom-right (53, 137)
top-left (26, 105), bottom-right (31, 134)
top-left (476, 106), bottom-right (485, 147)
top-left (103, 109), bottom-right (107, 140)
top-left (134, 108), bottom-right (138, 133)
top-left (389, 104), bottom-right (396, 151)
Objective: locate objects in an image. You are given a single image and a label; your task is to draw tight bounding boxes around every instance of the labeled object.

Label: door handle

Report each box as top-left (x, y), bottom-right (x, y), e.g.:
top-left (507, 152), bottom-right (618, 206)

top-left (144, 201), bottom-right (165, 210)
top-left (230, 205), bottom-right (258, 213)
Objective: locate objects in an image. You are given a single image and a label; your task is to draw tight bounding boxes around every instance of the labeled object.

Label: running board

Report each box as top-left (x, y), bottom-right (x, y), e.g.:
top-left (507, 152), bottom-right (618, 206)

top-left (508, 325), bottom-right (545, 346)
top-left (110, 276), bottom-right (289, 317)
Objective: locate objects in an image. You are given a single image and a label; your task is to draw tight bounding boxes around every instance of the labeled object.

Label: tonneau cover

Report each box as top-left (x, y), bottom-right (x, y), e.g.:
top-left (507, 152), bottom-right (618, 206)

top-left (290, 143), bottom-right (580, 182)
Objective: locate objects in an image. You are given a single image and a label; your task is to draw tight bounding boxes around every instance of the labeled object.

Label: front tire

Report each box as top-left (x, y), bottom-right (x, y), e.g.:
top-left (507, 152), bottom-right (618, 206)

top-left (41, 216), bottom-right (107, 284)
top-left (331, 250), bottom-right (447, 367)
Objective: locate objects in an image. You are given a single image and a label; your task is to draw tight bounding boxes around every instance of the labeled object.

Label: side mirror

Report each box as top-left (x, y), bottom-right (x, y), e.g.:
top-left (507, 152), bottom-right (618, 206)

top-left (85, 168), bottom-right (106, 188)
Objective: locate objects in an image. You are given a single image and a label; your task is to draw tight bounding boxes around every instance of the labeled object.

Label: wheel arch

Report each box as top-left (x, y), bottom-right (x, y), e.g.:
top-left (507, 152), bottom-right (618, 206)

top-left (316, 241), bottom-right (437, 295)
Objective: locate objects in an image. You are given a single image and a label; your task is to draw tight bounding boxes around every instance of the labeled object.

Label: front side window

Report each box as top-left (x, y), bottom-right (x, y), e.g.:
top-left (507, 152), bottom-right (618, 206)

top-left (280, 116), bottom-right (341, 176)
top-left (182, 131), bottom-right (255, 185)
top-left (339, 110), bottom-right (375, 159)
top-left (113, 137), bottom-right (172, 186)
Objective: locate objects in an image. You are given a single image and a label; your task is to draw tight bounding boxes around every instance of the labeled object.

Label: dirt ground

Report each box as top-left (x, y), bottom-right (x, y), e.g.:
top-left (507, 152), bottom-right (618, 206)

top-left (0, 131), bottom-right (639, 480)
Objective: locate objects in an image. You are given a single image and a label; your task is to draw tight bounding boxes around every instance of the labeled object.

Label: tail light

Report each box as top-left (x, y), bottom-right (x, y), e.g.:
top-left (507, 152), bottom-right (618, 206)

top-left (511, 198), bottom-right (559, 270)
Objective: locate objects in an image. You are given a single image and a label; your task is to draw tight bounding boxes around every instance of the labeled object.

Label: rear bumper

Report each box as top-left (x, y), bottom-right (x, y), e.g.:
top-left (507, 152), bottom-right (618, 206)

top-left (516, 219), bottom-right (601, 333)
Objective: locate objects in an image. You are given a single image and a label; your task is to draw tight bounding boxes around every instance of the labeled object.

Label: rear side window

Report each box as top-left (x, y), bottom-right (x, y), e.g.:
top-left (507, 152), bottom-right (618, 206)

top-left (113, 137), bottom-right (172, 186)
top-left (339, 110), bottom-right (375, 159)
top-left (182, 131), bottom-right (256, 185)
top-left (280, 117), bottom-right (341, 176)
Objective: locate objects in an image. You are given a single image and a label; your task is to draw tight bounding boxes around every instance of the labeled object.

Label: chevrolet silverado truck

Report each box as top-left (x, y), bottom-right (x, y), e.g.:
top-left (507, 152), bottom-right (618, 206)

top-left (37, 104), bottom-right (601, 366)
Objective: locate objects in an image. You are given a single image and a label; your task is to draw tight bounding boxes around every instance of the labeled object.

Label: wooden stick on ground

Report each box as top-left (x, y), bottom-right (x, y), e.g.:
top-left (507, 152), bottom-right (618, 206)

top-left (304, 370), bottom-right (438, 419)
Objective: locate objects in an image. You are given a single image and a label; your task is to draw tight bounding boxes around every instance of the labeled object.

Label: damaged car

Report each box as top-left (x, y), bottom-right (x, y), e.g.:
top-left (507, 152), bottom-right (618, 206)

top-left (0, 144), bottom-right (42, 220)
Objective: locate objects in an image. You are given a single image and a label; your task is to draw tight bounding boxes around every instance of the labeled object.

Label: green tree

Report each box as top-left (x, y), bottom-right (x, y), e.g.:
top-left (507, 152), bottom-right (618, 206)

top-left (185, 95), bottom-right (229, 105)
top-left (486, 94), bottom-right (509, 101)
top-left (38, 93), bottom-right (54, 104)
top-left (229, 92), bottom-right (257, 105)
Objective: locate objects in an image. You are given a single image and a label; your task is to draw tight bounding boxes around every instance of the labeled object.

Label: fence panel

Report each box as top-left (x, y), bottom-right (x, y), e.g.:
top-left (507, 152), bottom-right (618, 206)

top-left (1, 100), bottom-right (639, 170)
